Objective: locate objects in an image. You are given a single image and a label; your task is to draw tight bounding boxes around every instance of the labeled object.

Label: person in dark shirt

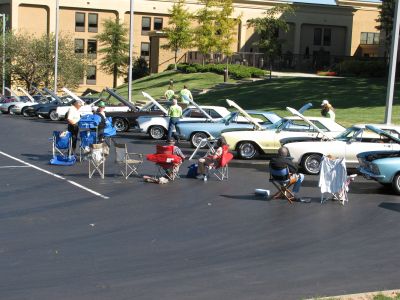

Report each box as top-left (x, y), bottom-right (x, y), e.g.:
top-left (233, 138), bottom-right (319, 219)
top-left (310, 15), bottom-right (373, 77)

top-left (95, 101), bottom-right (106, 142)
top-left (270, 146), bottom-right (304, 199)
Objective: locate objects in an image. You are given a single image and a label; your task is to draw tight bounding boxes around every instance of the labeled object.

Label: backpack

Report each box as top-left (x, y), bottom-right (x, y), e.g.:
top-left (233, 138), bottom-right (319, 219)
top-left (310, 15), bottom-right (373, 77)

top-left (186, 163), bottom-right (198, 178)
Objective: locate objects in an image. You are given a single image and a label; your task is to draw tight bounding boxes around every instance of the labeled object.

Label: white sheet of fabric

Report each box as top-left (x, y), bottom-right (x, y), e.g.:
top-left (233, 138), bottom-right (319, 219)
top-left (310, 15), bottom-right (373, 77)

top-left (318, 156), bottom-right (347, 194)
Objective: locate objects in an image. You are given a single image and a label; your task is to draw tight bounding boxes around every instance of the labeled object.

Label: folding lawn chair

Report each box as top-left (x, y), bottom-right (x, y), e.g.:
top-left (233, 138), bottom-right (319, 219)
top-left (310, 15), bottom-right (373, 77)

top-left (114, 142), bottom-right (143, 179)
top-left (79, 131), bottom-right (97, 162)
top-left (50, 131), bottom-right (76, 166)
top-left (146, 145), bottom-right (182, 181)
top-left (88, 143), bottom-right (107, 179)
top-left (319, 156), bottom-right (351, 205)
top-left (205, 145), bottom-right (233, 181)
top-left (269, 166), bottom-right (295, 204)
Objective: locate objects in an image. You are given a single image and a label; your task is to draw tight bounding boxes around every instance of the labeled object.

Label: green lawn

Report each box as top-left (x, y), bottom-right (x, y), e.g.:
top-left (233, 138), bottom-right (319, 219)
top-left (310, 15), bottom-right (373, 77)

top-left (120, 71), bottom-right (400, 127)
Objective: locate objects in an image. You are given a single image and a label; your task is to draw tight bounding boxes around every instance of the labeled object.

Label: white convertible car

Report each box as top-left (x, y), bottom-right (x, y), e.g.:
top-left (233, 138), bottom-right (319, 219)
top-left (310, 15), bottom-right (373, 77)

top-left (284, 123), bottom-right (400, 174)
top-left (221, 106), bottom-right (346, 159)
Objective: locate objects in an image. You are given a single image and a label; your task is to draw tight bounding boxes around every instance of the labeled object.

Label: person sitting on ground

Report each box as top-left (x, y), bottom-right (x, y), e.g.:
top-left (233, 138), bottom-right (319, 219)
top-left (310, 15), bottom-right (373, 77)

top-left (269, 146), bottom-right (304, 201)
top-left (196, 138), bottom-right (227, 180)
top-left (320, 99), bottom-right (335, 121)
top-left (164, 85), bottom-right (175, 101)
top-left (95, 101), bottom-right (107, 142)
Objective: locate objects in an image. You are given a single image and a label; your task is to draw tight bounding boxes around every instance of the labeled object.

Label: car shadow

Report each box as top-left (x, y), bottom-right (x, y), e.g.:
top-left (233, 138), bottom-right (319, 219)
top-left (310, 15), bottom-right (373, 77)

top-left (378, 202), bottom-right (400, 213)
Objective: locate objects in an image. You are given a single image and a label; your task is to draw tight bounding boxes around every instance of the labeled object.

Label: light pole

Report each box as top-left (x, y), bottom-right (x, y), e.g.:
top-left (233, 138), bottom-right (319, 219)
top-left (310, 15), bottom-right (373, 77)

top-left (128, 0), bottom-right (135, 103)
top-left (54, 0), bottom-right (60, 92)
top-left (1, 13), bottom-right (6, 96)
top-left (384, 0), bottom-right (400, 124)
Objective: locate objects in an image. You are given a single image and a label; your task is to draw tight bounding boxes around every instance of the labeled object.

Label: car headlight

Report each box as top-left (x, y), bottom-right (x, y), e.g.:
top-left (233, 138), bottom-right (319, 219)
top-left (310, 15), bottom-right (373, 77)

top-left (370, 163), bottom-right (380, 175)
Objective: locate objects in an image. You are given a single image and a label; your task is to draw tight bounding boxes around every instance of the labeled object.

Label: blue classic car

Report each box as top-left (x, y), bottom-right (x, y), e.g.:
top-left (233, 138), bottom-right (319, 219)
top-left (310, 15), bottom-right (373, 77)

top-left (176, 110), bottom-right (281, 148)
top-left (358, 125), bottom-right (400, 194)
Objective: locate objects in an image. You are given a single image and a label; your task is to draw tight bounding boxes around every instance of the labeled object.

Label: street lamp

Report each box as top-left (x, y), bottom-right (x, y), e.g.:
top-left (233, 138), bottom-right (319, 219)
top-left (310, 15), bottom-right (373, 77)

top-left (0, 13), bottom-right (6, 96)
top-left (54, 0), bottom-right (60, 92)
top-left (128, 0), bottom-right (135, 103)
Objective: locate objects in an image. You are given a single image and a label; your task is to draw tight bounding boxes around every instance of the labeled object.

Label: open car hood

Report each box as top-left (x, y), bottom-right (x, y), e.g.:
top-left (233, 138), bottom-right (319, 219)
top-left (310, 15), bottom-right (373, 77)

top-left (286, 106), bottom-right (332, 140)
top-left (226, 99), bottom-right (264, 130)
top-left (104, 88), bottom-right (137, 110)
top-left (62, 87), bottom-right (86, 104)
top-left (366, 124), bottom-right (400, 144)
top-left (43, 88), bottom-right (63, 104)
top-left (5, 87), bottom-right (21, 102)
top-left (141, 92), bottom-right (168, 115)
top-left (181, 95), bottom-right (214, 121)
top-left (17, 87), bottom-right (35, 102)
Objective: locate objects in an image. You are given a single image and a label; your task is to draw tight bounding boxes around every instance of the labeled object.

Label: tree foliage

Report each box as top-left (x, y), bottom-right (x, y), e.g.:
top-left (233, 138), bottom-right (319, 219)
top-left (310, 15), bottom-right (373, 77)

top-left (0, 32), bottom-right (85, 91)
top-left (376, 0), bottom-right (395, 55)
top-left (162, 0), bottom-right (193, 70)
top-left (247, 4), bottom-right (294, 61)
top-left (96, 18), bottom-right (129, 88)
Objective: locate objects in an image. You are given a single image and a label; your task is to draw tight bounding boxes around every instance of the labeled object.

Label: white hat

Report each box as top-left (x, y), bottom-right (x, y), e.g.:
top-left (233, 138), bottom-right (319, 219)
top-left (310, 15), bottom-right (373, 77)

top-left (321, 99), bottom-right (329, 106)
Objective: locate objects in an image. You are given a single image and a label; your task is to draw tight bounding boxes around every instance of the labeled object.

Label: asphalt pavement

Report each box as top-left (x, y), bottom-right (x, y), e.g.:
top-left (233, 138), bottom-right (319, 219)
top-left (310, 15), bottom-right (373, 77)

top-left (0, 114), bottom-right (399, 300)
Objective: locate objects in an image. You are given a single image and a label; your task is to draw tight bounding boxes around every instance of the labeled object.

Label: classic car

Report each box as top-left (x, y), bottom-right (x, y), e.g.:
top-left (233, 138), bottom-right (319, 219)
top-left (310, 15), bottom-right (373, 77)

top-left (358, 125), bottom-right (400, 194)
top-left (176, 110), bottom-right (281, 148)
top-left (10, 88), bottom-right (43, 115)
top-left (285, 123), bottom-right (400, 174)
top-left (137, 105), bottom-right (231, 140)
top-left (55, 87), bottom-right (129, 121)
top-left (221, 106), bottom-right (345, 160)
top-left (0, 88), bottom-right (34, 114)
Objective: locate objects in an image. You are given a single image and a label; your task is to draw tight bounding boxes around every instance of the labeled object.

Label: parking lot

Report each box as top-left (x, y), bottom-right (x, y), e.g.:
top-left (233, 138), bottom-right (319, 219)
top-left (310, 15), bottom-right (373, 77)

top-left (1, 114), bottom-right (400, 300)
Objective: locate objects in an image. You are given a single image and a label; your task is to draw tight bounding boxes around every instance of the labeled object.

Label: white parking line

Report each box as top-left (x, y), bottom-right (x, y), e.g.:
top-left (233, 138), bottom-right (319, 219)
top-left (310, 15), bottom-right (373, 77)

top-left (0, 151), bottom-right (109, 199)
top-left (0, 166), bottom-right (30, 168)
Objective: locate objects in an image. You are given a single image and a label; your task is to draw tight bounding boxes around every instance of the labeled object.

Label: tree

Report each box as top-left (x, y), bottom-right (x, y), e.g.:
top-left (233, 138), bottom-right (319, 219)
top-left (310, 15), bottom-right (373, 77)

top-left (131, 57), bottom-right (149, 79)
top-left (248, 4), bottom-right (294, 77)
top-left (96, 18), bottom-right (129, 88)
top-left (194, 0), bottom-right (219, 64)
top-left (0, 32), bottom-right (85, 91)
top-left (162, 0), bottom-right (193, 70)
top-left (376, 0), bottom-right (395, 56)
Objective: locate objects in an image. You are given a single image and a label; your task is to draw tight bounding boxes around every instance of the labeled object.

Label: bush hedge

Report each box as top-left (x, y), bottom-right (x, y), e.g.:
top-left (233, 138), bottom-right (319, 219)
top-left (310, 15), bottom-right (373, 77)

top-left (334, 60), bottom-right (387, 77)
top-left (167, 63), bottom-right (267, 79)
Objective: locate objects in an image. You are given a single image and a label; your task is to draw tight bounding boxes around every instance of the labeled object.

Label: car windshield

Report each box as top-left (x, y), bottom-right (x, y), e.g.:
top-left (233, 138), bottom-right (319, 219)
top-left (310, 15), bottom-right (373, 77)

top-left (335, 127), bottom-right (363, 141)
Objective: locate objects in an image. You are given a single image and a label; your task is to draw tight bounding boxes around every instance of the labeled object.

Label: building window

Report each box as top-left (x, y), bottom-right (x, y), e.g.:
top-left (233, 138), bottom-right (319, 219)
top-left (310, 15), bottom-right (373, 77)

top-left (74, 39), bottom-right (84, 54)
top-left (75, 12), bottom-right (85, 32)
top-left (154, 17), bottom-right (163, 30)
top-left (88, 13), bottom-right (98, 33)
top-left (141, 42), bottom-right (150, 59)
top-left (323, 28), bottom-right (331, 46)
top-left (87, 40), bottom-right (97, 58)
top-left (313, 28), bottom-right (322, 46)
top-left (360, 32), bottom-right (380, 45)
top-left (142, 17), bottom-right (151, 31)
top-left (87, 65), bottom-right (97, 85)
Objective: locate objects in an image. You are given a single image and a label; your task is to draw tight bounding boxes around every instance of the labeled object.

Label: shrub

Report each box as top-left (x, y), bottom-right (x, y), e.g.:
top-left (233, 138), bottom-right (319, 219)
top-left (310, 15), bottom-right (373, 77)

top-left (132, 57), bottom-right (149, 79)
top-left (334, 60), bottom-right (387, 77)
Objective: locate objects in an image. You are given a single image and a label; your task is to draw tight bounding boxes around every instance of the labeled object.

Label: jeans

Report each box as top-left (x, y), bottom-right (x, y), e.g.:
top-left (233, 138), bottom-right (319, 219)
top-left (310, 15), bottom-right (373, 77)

top-left (292, 173), bottom-right (304, 194)
top-left (67, 124), bottom-right (79, 151)
top-left (167, 117), bottom-right (180, 140)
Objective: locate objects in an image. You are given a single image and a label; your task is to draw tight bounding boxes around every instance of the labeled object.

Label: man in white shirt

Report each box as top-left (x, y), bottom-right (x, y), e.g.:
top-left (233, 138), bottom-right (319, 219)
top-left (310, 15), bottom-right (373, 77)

top-left (67, 99), bottom-right (83, 152)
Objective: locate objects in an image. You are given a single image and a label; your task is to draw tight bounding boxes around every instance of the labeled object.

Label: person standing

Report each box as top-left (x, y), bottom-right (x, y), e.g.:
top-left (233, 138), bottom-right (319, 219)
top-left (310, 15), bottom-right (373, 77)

top-left (320, 99), bottom-right (335, 121)
top-left (67, 99), bottom-right (83, 153)
top-left (164, 85), bottom-right (175, 101)
top-left (180, 85), bottom-right (193, 104)
top-left (167, 99), bottom-right (182, 141)
top-left (95, 101), bottom-right (107, 142)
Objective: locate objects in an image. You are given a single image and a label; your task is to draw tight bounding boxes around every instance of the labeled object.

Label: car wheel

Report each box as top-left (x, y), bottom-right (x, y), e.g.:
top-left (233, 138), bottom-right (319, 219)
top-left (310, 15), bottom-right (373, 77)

top-left (392, 173), bottom-right (400, 194)
top-left (302, 153), bottom-right (322, 175)
top-left (7, 105), bottom-right (14, 114)
top-left (237, 142), bottom-right (258, 159)
top-left (149, 125), bottom-right (165, 140)
top-left (21, 107), bottom-right (29, 117)
top-left (113, 117), bottom-right (129, 132)
top-left (190, 132), bottom-right (208, 148)
top-left (49, 110), bottom-right (59, 121)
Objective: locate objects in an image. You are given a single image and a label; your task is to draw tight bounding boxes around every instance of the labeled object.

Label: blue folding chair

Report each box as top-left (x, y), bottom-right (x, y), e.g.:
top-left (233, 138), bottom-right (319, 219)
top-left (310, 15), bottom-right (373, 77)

top-left (79, 131), bottom-right (97, 161)
top-left (50, 131), bottom-right (76, 166)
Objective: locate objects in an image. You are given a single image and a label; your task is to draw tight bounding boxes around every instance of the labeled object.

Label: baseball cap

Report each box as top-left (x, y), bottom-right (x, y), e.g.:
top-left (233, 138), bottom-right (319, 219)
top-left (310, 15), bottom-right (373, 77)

top-left (98, 101), bottom-right (106, 108)
top-left (321, 99), bottom-right (329, 106)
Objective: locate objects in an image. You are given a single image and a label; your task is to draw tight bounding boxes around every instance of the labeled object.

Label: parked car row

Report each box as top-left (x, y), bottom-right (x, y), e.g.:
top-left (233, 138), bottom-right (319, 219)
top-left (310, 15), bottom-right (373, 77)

top-left (3, 86), bottom-right (400, 194)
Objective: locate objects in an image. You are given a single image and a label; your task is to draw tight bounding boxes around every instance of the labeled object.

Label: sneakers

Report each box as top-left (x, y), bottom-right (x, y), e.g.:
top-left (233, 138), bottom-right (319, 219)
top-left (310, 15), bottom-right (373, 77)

top-left (196, 174), bottom-right (204, 180)
top-left (294, 197), bottom-right (311, 203)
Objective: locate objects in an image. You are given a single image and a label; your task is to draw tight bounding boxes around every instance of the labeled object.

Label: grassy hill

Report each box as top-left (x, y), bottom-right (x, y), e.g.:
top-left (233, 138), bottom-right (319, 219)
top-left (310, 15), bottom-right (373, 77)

top-left (120, 71), bottom-right (400, 127)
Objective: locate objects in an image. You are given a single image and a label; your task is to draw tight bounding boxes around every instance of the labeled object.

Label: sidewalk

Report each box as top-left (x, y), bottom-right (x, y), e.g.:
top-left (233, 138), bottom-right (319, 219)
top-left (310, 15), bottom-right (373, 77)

top-left (271, 71), bottom-right (343, 78)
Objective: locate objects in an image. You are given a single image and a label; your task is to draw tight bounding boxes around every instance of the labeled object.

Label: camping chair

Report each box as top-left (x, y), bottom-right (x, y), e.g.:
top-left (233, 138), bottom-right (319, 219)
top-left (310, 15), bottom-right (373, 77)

top-left (269, 166), bottom-right (295, 204)
top-left (50, 131), bottom-right (76, 166)
top-left (319, 156), bottom-right (353, 205)
top-left (88, 143), bottom-right (107, 179)
top-left (114, 142), bottom-right (143, 179)
top-left (206, 145), bottom-right (233, 181)
top-left (79, 131), bottom-right (97, 162)
top-left (146, 145), bottom-right (183, 181)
